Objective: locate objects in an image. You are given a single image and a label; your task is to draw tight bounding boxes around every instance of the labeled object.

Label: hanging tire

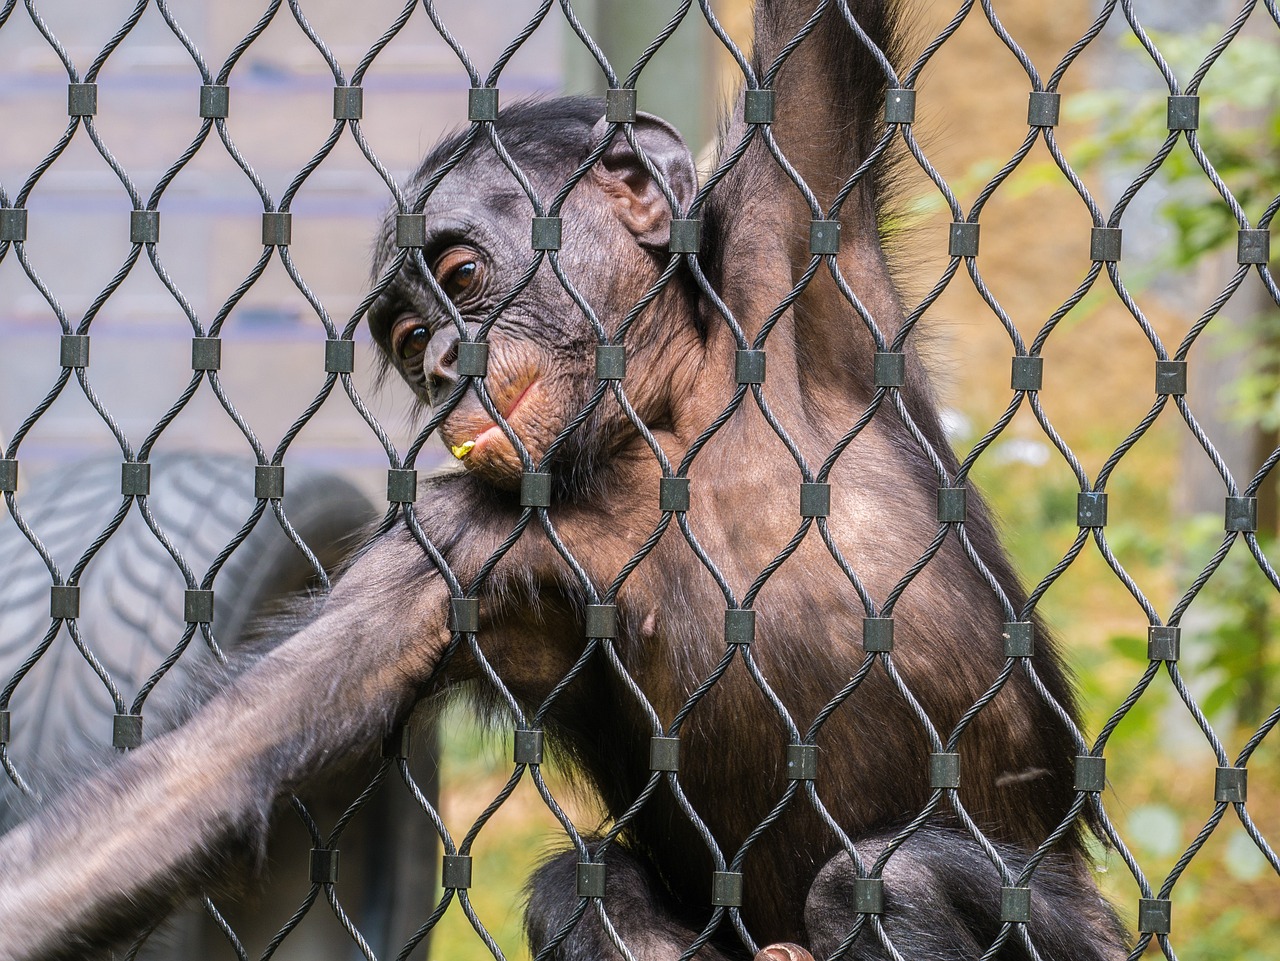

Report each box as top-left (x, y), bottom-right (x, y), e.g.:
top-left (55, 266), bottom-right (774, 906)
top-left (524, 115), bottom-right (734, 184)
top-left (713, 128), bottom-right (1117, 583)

top-left (0, 453), bottom-right (438, 960)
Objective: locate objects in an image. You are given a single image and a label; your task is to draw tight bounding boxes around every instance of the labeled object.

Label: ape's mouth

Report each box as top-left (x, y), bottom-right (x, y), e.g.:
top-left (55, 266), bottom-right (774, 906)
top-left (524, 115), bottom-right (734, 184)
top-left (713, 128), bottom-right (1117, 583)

top-left (443, 377), bottom-right (539, 462)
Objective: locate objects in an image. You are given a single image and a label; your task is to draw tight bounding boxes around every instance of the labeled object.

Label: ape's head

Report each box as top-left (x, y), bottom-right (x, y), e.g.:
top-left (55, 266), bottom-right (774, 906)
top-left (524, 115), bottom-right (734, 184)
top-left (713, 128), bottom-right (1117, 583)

top-left (368, 98), bottom-right (700, 492)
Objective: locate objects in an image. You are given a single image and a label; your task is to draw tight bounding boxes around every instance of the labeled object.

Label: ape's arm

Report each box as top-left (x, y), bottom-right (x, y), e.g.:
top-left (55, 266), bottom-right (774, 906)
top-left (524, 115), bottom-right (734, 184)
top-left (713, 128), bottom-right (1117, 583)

top-left (0, 535), bottom-right (450, 961)
top-left (712, 0), bottom-right (904, 406)
top-left (747, 0), bottom-right (896, 202)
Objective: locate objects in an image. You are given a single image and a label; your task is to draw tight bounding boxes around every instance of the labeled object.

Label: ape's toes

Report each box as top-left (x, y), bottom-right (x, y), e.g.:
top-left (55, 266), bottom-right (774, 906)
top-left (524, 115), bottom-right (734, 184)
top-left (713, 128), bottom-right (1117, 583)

top-left (754, 943), bottom-right (815, 961)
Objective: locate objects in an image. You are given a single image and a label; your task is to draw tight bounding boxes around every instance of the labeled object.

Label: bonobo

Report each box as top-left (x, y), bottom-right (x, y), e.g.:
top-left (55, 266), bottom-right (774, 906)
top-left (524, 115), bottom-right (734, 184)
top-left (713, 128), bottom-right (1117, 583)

top-left (0, 1), bottom-right (1126, 959)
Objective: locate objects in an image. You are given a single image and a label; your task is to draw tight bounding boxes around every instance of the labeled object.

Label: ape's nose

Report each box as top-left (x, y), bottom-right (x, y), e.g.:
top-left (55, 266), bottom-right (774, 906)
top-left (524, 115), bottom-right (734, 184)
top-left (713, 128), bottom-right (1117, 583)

top-left (424, 323), bottom-right (480, 407)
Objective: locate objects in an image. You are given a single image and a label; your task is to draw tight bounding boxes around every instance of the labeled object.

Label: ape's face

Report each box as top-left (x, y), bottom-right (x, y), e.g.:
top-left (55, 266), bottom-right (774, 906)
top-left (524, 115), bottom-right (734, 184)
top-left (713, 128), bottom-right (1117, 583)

top-left (369, 141), bottom-right (693, 490)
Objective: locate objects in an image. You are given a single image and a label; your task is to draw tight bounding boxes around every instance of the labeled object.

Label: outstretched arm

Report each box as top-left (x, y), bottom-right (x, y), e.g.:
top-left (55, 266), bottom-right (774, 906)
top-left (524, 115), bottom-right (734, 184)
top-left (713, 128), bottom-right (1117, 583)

top-left (0, 535), bottom-right (450, 961)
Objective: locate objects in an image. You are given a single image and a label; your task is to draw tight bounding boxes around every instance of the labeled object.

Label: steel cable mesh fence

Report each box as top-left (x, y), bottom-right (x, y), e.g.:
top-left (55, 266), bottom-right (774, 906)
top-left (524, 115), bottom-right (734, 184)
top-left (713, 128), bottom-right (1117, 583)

top-left (0, 1), bottom-right (1276, 960)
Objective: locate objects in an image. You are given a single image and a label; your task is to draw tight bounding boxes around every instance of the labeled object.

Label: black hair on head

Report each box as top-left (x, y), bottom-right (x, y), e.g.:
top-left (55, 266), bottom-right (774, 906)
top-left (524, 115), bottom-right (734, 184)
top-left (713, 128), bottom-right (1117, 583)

top-left (411, 96), bottom-right (608, 188)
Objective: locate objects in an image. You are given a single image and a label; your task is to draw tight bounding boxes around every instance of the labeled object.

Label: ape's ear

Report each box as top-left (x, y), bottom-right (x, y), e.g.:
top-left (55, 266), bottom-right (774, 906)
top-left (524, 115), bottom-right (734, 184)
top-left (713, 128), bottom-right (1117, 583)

top-left (591, 113), bottom-right (696, 250)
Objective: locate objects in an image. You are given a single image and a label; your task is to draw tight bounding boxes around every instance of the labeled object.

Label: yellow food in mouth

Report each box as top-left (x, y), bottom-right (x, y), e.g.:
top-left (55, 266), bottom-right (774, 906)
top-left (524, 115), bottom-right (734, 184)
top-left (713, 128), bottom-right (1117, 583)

top-left (450, 440), bottom-right (477, 460)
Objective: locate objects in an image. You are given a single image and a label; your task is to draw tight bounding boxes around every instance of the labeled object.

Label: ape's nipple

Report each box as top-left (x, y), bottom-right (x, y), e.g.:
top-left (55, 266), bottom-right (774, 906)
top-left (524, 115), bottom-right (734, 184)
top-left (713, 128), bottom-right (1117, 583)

top-left (450, 440), bottom-right (476, 460)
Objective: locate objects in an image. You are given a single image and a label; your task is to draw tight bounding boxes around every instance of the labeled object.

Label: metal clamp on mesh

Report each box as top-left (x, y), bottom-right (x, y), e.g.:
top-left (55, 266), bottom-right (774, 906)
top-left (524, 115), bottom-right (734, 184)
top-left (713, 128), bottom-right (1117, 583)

top-left (810, 220), bottom-right (840, 255)
top-left (50, 585), bottom-right (79, 620)
top-left (937, 487), bottom-right (967, 523)
top-left (885, 88), bottom-right (915, 124)
top-left (1011, 355), bottom-right (1043, 391)
top-left (1238, 229), bottom-right (1270, 264)
top-left (0, 459), bottom-right (16, 492)
top-left (1155, 360), bottom-right (1186, 396)
top-left (262, 212), bottom-right (292, 247)
top-left (930, 752), bottom-right (960, 789)
top-left (1075, 755), bottom-right (1106, 793)
top-left (469, 87), bottom-right (498, 122)
top-left (325, 339), bottom-right (355, 374)
top-left (659, 477), bottom-right (690, 512)
top-left (786, 744), bottom-right (817, 781)
top-left (333, 86), bottom-right (363, 120)
top-left (199, 84), bottom-right (229, 118)
top-left (450, 597), bottom-right (479, 634)
top-left (1077, 491), bottom-right (1107, 528)
top-left (121, 462), bottom-right (150, 497)
top-left (1003, 621), bottom-right (1034, 657)
top-left (1027, 91), bottom-right (1060, 127)
top-left (725, 609), bottom-right (755, 645)
top-left (948, 222), bottom-right (979, 258)
top-left (1090, 227), bottom-right (1122, 262)
top-left (595, 344), bottom-right (625, 380)
top-left (873, 352), bottom-right (905, 388)
top-left (1138, 898), bottom-right (1171, 935)
top-left (800, 482), bottom-right (830, 518)
top-left (396, 213), bottom-right (426, 248)
top-left (387, 468), bottom-right (418, 503)
top-left (863, 617), bottom-right (893, 653)
top-left (130, 210), bottom-right (159, 244)
top-left (577, 862), bottom-right (606, 898)
top-left (443, 854), bottom-right (472, 889)
top-left (744, 88), bottom-right (775, 124)
top-left (0, 711), bottom-right (9, 745)
top-left (1214, 767), bottom-right (1246, 803)
top-left (735, 349), bottom-right (765, 384)
top-left (184, 590), bottom-right (214, 624)
top-left (711, 871), bottom-right (743, 907)
top-left (60, 334), bottom-right (89, 369)
top-left (68, 82), bottom-right (97, 117)
top-left (192, 337), bottom-right (221, 371)
top-left (255, 464), bottom-right (284, 500)
top-left (113, 714), bottom-right (143, 750)
top-left (531, 216), bottom-right (562, 251)
top-left (514, 728), bottom-right (544, 765)
top-left (1001, 887), bottom-right (1032, 923)
top-left (605, 88), bottom-right (637, 123)
top-left (650, 736), bottom-right (680, 772)
top-left (1148, 625), bottom-right (1180, 662)
top-left (1225, 496), bottom-right (1257, 533)
top-left (669, 219), bottom-right (701, 254)
top-left (521, 472), bottom-right (552, 508)
top-left (1166, 95), bottom-right (1199, 131)
top-left (456, 342), bottom-right (488, 378)
top-left (0, 208), bottom-right (26, 242)
top-left (383, 724), bottom-right (414, 760)
top-left (585, 604), bottom-right (617, 639)
top-left (855, 877), bottom-right (884, 914)
top-left (310, 848), bottom-right (340, 884)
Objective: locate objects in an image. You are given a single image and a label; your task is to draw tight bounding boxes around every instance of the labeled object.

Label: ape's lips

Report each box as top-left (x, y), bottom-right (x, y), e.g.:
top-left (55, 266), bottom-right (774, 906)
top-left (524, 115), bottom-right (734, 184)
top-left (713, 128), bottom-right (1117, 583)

top-left (447, 378), bottom-right (538, 461)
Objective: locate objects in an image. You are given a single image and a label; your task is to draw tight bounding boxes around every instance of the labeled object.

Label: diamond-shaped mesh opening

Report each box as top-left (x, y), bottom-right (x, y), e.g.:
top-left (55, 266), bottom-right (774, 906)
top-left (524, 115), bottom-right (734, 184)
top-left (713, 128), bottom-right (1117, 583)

top-left (0, 2), bottom-right (1276, 960)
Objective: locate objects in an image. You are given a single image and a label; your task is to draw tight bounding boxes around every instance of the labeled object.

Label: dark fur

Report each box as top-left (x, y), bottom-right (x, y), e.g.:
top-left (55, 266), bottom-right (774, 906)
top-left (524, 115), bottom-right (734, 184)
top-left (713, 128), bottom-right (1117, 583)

top-left (0, 3), bottom-right (1126, 960)
top-left (803, 827), bottom-right (1122, 961)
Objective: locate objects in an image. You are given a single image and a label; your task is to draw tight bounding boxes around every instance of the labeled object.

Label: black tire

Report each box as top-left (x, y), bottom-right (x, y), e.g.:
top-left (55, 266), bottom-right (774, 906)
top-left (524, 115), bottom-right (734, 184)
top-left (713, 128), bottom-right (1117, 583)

top-left (0, 453), bottom-right (438, 960)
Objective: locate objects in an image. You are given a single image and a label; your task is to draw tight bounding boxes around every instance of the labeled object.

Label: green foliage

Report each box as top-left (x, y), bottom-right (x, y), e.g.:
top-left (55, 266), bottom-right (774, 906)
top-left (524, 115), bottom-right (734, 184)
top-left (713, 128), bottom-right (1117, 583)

top-left (1065, 30), bottom-right (1280, 439)
top-left (1063, 30), bottom-right (1280, 268)
top-left (950, 37), bottom-right (1280, 949)
top-left (1054, 28), bottom-right (1280, 723)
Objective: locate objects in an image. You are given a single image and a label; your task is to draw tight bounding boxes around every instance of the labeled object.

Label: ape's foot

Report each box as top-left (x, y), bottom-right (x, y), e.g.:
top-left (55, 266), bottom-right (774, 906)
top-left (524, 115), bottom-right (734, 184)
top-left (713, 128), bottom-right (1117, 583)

top-left (754, 943), bottom-right (815, 961)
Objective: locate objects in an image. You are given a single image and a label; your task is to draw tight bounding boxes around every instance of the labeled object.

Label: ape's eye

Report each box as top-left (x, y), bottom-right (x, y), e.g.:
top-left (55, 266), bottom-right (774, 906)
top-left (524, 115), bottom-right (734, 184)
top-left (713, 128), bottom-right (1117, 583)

top-left (433, 246), bottom-right (483, 303)
top-left (391, 316), bottom-right (430, 363)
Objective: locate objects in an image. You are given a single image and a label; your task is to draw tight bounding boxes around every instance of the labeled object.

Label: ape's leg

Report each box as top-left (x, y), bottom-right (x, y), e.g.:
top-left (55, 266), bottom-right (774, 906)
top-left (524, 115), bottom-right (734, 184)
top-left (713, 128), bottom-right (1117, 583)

top-left (803, 826), bottom-right (1126, 961)
top-left (526, 843), bottom-right (747, 961)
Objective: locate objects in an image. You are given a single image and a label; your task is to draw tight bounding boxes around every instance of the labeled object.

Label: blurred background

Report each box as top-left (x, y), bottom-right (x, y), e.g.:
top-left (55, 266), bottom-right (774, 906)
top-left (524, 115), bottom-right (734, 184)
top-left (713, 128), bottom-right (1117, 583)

top-left (0, 1), bottom-right (1277, 958)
